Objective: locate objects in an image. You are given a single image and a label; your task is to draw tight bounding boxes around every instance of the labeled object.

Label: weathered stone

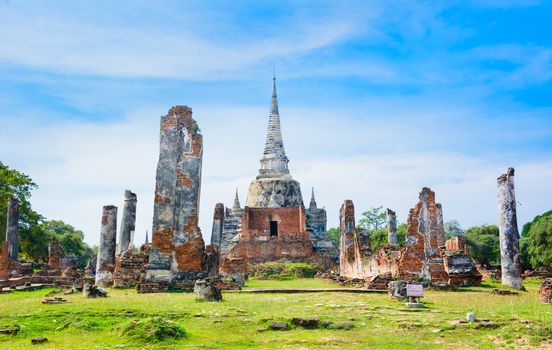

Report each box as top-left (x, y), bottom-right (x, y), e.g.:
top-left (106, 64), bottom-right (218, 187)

top-left (42, 297), bottom-right (68, 304)
top-left (118, 190), bottom-right (137, 255)
top-left (83, 284), bottom-right (107, 298)
top-left (0, 242), bottom-right (9, 280)
top-left (268, 322), bottom-right (289, 331)
top-left (31, 337), bottom-right (48, 344)
top-left (6, 196), bottom-right (19, 263)
top-left (475, 321), bottom-right (499, 329)
top-left (48, 241), bottom-right (61, 270)
top-left (219, 194), bottom-right (243, 259)
top-left (388, 280), bottom-right (409, 301)
top-left (291, 317), bottom-right (319, 329)
top-left (0, 325), bottom-right (19, 335)
top-left (210, 203), bottom-right (224, 248)
top-left (306, 188), bottom-right (338, 262)
top-left (539, 278), bottom-right (552, 304)
top-left (387, 208), bottom-right (397, 246)
top-left (491, 288), bottom-right (518, 295)
top-left (339, 200), bottom-right (371, 278)
top-left (204, 245), bottom-right (219, 276)
top-left (141, 106), bottom-right (206, 291)
top-left (193, 279), bottom-right (222, 302)
top-left (95, 205), bottom-right (117, 287)
top-left (466, 312), bottom-right (476, 323)
top-left (497, 168), bottom-right (523, 290)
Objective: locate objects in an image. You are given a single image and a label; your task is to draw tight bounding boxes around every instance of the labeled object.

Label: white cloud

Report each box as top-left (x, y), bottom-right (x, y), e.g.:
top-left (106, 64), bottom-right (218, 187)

top-left (0, 2), bottom-right (362, 79)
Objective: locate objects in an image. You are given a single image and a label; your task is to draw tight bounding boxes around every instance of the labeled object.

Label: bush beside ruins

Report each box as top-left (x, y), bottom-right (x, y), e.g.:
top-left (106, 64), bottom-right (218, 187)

top-left (249, 262), bottom-right (320, 280)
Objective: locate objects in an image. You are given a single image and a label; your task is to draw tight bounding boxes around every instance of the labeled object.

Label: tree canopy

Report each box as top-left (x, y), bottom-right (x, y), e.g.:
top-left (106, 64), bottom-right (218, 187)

top-left (444, 220), bottom-right (464, 240)
top-left (465, 224), bottom-right (500, 267)
top-left (526, 215), bottom-right (552, 267)
top-left (358, 206), bottom-right (387, 232)
top-left (0, 161), bottom-right (92, 267)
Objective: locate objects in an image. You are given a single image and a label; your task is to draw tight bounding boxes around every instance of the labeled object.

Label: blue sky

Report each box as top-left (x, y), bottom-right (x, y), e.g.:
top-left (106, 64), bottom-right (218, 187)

top-left (1, 1), bottom-right (551, 245)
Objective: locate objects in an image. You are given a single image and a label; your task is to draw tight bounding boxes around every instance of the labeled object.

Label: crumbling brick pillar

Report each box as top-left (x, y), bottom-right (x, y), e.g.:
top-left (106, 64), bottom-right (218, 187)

top-left (6, 196), bottom-right (19, 263)
top-left (96, 205), bottom-right (117, 287)
top-left (540, 279), bottom-right (552, 304)
top-left (118, 190), bottom-right (137, 254)
top-left (210, 203), bottom-right (224, 248)
top-left (387, 208), bottom-right (397, 246)
top-left (0, 242), bottom-right (9, 280)
top-left (48, 241), bottom-right (61, 270)
top-left (339, 200), bottom-right (356, 270)
top-left (142, 106), bottom-right (206, 291)
top-left (497, 168), bottom-right (523, 290)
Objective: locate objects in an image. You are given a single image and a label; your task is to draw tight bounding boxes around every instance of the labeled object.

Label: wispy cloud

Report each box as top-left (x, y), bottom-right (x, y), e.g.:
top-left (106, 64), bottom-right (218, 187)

top-left (1, 1), bottom-right (551, 244)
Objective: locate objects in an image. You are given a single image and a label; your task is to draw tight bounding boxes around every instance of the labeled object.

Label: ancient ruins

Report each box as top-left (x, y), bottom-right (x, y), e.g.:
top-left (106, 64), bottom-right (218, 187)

top-left (497, 168), bottom-right (524, 290)
top-left (138, 106), bottom-right (212, 292)
top-left (0, 79), bottom-right (543, 301)
top-left (338, 188), bottom-right (482, 286)
top-left (215, 76), bottom-right (338, 279)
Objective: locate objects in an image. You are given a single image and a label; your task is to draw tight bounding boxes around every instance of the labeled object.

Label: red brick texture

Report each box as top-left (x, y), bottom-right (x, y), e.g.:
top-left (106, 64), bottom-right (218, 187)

top-left (0, 242), bottom-right (9, 280)
top-left (222, 206), bottom-right (313, 272)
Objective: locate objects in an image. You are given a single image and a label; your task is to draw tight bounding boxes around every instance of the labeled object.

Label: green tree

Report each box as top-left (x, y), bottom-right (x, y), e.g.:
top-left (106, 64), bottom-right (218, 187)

top-left (43, 220), bottom-right (91, 268)
top-left (358, 206), bottom-right (386, 231)
top-left (0, 161), bottom-right (39, 238)
top-left (444, 220), bottom-right (464, 240)
top-left (0, 161), bottom-right (49, 262)
top-left (465, 225), bottom-right (500, 267)
top-left (327, 227), bottom-right (340, 248)
top-left (520, 210), bottom-right (552, 270)
top-left (527, 216), bottom-right (552, 267)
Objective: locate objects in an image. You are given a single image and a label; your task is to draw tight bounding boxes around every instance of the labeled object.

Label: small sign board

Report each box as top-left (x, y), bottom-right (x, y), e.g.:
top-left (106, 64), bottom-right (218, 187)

top-left (406, 284), bottom-right (424, 298)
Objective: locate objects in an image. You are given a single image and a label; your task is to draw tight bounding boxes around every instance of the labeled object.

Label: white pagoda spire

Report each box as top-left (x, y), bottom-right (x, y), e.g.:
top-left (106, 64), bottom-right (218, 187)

top-left (258, 73), bottom-right (290, 179)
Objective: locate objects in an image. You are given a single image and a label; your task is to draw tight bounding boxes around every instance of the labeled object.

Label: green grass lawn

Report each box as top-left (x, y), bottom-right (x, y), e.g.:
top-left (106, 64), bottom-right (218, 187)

top-left (0, 278), bottom-right (550, 349)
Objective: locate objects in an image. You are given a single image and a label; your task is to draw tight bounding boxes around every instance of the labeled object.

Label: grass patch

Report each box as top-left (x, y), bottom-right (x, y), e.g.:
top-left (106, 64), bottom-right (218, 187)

top-left (0, 278), bottom-right (550, 349)
top-left (119, 316), bottom-right (187, 343)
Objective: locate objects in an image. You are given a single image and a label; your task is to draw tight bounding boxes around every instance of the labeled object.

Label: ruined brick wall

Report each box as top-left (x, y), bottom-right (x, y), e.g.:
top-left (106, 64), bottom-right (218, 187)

top-left (225, 206), bottom-right (312, 267)
top-left (540, 279), bottom-right (552, 304)
top-left (48, 241), bottom-right (61, 270)
top-left (151, 106), bottom-right (206, 273)
top-left (113, 251), bottom-right (149, 288)
top-left (445, 236), bottom-right (468, 254)
top-left (339, 200), bottom-right (364, 278)
top-left (338, 189), bottom-right (479, 286)
top-left (398, 188), bottom-right (447, 283)
top-left (0, 242), bottom-right (9, 280)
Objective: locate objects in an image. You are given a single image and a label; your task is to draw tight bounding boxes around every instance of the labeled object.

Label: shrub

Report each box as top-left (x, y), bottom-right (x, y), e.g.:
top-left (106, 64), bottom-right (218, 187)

top-left (249, 262), bottom-right (320, 280)
top-left (119, 317), bottom-right (187, 342)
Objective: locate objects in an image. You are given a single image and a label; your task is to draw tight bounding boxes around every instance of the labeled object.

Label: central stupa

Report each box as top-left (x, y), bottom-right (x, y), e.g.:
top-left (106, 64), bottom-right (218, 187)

top-left (245, 76), bottom-right (303, 208)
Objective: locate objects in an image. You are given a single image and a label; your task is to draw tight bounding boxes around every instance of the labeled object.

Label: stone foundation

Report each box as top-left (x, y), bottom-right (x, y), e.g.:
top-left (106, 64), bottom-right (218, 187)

top-left (113, 251), bottom-right (149, 288)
